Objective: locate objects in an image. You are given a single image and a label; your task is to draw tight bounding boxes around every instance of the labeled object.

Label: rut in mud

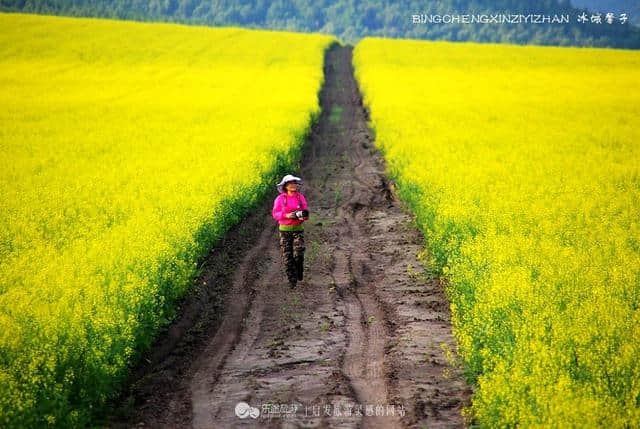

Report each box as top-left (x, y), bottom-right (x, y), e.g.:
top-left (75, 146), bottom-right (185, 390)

top-left (108, 44), bottom-right (472, 429)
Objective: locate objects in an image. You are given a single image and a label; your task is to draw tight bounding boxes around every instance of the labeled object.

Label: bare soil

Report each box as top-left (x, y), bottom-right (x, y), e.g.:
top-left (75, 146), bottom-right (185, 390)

top-left (106, 44), bottom-right (472, 429)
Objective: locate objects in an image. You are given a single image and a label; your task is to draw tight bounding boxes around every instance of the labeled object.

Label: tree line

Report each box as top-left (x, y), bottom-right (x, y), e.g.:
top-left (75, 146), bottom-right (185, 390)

top-left (2, 0), bottom-right (639, 48)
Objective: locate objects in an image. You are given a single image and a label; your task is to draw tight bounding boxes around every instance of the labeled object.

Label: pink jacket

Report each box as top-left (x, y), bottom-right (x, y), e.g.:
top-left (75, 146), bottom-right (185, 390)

top-left (272, 191), bottom-right (309, 225)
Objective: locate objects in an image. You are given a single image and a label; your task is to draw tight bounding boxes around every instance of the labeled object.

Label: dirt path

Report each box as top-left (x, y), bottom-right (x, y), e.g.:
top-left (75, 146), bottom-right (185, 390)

top-left (107, 44), bottom-right (471, 429)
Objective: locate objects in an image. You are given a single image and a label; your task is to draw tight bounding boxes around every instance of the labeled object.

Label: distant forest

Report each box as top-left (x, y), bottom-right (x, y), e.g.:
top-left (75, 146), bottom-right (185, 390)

top-left (2, 0), bottom-right (639, 48)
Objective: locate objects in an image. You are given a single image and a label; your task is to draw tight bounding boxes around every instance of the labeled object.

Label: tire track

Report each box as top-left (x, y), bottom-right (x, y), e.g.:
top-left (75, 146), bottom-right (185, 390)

top-left (190, 225), bottom-right (275, 429)
top-left (322, 43), bottom-right (403, 429)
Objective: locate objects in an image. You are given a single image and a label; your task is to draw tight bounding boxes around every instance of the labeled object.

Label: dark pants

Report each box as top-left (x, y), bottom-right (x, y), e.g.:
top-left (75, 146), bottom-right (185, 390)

top-left (278, 230), bottom-right (305, 285)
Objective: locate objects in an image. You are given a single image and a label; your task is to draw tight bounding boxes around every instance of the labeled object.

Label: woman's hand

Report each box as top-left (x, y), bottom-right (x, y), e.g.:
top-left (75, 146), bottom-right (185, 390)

top-left (285, 212), bottom-right (297, 219)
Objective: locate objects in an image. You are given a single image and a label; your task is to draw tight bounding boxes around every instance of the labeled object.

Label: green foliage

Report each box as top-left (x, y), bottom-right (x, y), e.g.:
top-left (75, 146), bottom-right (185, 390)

top-left (1, 0), bottom-right (640, 48)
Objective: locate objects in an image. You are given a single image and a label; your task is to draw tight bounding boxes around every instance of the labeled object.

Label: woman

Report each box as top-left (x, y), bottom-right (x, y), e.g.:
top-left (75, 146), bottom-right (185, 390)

top-left (272, 174), bottom-right (310, 289)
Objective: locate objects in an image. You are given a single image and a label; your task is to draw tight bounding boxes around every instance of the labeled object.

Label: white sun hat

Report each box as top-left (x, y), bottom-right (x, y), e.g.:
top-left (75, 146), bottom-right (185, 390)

top-left (276, 174), bottom-right (303, 193)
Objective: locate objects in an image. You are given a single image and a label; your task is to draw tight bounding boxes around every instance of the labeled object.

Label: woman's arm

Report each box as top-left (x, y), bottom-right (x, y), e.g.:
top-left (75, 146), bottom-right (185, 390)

top-left (272, 195), bottom-right (286, 221)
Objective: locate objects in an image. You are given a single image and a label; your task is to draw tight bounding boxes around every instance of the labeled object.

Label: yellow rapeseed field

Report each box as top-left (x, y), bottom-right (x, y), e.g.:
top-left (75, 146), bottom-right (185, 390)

top-left (354, 37), bottom-right (640, 427)
top-left (0, 12), bottom-right (334, 426)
